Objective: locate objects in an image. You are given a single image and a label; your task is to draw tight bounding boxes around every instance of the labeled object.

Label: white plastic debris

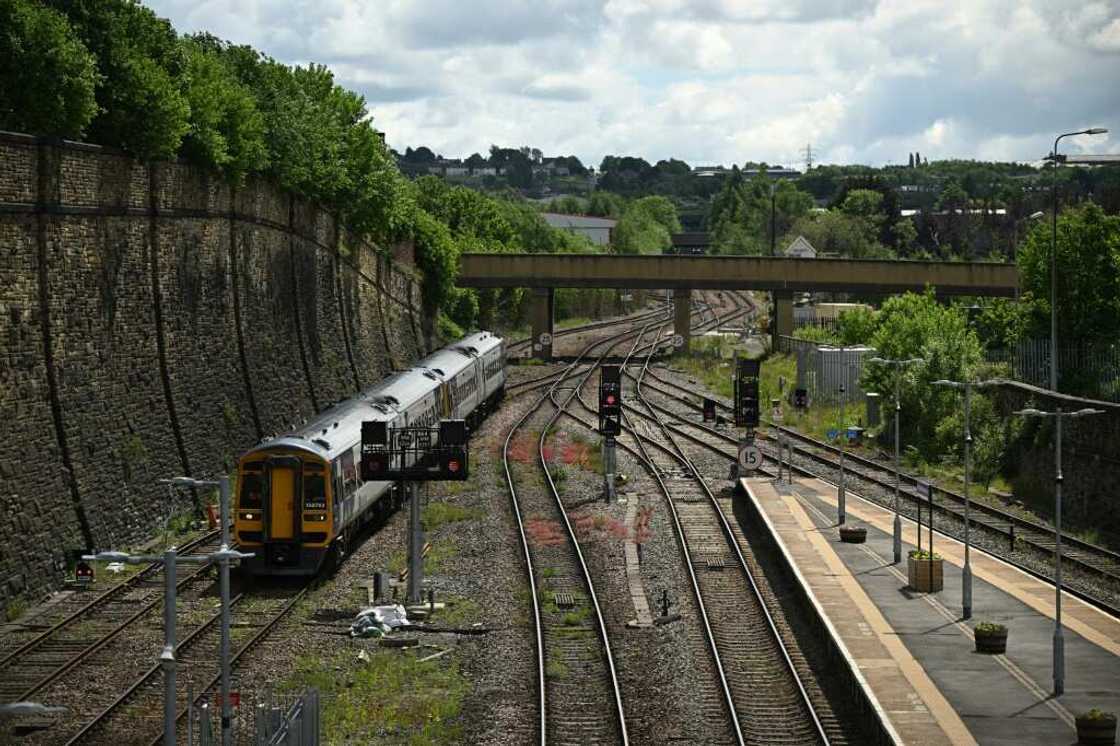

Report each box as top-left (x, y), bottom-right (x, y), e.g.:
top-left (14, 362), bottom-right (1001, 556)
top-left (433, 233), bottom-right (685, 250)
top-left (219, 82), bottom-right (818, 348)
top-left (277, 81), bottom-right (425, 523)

top-left (106, 563), bottom-right (126, 574)
top-left (349, 604), bottom-right (409, 638)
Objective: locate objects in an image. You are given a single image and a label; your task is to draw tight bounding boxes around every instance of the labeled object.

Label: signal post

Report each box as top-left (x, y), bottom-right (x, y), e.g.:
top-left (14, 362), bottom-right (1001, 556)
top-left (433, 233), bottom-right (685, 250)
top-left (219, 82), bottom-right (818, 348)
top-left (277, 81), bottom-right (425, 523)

top-left (599, 365), bottom-right (622, 502)
top-left (734, 358), bottom-right (762, 478)
top-left (361, 419), bottom-right (469, 603)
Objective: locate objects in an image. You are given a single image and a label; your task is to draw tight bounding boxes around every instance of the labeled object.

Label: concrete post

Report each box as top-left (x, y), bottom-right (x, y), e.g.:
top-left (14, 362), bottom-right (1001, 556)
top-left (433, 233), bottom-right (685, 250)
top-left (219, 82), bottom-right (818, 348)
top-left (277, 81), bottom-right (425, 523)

top-left (673, 288), bottom-right (691, 352)
top-left (772, 290), bottom-right (793, 351)
top-left (530, 288), bottom-right (554, 360)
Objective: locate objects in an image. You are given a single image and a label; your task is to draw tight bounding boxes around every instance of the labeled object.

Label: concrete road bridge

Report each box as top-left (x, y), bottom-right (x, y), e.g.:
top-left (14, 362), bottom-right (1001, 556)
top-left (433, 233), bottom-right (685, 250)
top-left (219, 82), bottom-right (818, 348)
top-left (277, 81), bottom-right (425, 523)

top-left (457, 253), bottom-right (1020, 357)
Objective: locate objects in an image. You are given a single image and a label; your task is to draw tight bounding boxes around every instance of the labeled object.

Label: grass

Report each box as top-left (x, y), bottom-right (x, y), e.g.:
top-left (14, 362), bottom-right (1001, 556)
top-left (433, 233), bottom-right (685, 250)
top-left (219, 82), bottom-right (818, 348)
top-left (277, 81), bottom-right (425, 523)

top-left (421, 502), bottom-right (482, 531)
top-left (4, 596), bottom-right (28, 623)
top-left (556, 315), bottom-right (594, 330)
top-left (545, 658), bottom-right (568, 679)
top-left (432, 596), bottom-right (482, 627)
top-left (280, 649), bottom-right (467, 744)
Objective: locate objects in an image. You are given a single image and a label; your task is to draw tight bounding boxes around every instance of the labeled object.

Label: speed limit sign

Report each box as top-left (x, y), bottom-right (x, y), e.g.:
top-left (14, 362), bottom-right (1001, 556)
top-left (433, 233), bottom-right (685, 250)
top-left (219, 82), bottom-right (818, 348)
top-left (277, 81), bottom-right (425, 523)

top-left (671, 334), bottom-right (684, 348)
top-left (738, 443), bottom-right (763, 472)
top-left (539, 332), bottom-right (553, 347)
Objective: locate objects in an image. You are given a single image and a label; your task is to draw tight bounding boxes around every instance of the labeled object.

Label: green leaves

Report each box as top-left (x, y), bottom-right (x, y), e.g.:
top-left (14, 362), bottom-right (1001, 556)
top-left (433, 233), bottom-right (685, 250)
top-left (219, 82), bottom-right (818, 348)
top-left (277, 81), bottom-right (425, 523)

top-left (0, 0), bottom-right (100, 137)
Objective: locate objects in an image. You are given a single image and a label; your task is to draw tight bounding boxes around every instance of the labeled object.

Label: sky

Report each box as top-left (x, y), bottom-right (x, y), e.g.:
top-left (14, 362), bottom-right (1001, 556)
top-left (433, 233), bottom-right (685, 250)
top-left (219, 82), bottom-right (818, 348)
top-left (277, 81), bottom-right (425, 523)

top-left (144, 0), bottom-right (1120, 169)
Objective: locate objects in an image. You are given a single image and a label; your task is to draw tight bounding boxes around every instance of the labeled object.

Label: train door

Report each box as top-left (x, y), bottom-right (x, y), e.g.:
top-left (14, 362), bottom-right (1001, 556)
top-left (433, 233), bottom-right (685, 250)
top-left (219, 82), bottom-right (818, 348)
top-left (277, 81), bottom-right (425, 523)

top-left (268, 456), bottom-right (301, 540)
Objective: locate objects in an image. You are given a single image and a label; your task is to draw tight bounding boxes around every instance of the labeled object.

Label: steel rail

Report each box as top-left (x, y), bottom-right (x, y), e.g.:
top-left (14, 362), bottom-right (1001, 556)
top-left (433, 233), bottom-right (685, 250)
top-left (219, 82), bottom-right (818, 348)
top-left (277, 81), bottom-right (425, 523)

top-left (628, 325), bottom-right (830, 745)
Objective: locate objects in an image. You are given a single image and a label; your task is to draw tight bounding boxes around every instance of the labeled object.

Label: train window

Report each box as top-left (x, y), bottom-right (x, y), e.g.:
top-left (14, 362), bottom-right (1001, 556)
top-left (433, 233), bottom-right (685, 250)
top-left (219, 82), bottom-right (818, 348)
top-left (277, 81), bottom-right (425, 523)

top-left (240, 472), bottom-right (263, 508)
top-left (304, 473), bottom-right (327, 511)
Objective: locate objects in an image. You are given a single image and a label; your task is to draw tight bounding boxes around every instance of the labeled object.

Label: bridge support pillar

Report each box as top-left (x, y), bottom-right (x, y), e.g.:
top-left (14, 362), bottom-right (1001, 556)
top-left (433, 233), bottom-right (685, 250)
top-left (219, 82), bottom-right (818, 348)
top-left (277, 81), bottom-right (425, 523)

top-left (673, 288), bottom-right (692, 353)
top-left (531, 287), bottom-right (554, 360)
top-left (772, 290), bottom-right (793, 352)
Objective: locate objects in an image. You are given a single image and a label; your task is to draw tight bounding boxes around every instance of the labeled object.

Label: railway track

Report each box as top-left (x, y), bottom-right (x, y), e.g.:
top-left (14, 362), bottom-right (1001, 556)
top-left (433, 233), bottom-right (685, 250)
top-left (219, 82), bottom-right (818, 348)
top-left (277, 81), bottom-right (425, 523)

top-left (627, 364), bottom-right (1120, 617)
top-left (504, 326), bottom-right (638, 745)
top-left (63, 582), bottom-right (307, 746)
top-left (504, 292), bottom-right (753, 744)
top-left (0, 529), bottom-right (222, 705)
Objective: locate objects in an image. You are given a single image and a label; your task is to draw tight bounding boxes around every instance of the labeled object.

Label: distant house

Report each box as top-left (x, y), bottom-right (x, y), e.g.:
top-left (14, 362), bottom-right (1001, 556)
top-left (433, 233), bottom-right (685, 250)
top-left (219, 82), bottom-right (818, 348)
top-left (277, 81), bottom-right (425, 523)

top-left (541, 213), bottom-right (617, 246)
top-left (693, 166), bottom-right (730, 177)
top-left (784, 235), bottom-right (818, 258)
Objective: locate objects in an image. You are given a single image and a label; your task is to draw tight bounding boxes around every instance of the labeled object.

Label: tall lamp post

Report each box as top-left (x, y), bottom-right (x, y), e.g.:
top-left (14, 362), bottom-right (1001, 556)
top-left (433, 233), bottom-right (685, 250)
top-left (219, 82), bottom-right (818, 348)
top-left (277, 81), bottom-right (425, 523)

top-left (161, 476), bottom-right (248, 746)
top-left (869, 357), bottom-right (924, 564)
top-left (1014, 406), bottom-right (1104, 696)
top-left (933, 378), bottom-right (1001, 619)
top-left (1049, 128), bottom-right (1107, 394)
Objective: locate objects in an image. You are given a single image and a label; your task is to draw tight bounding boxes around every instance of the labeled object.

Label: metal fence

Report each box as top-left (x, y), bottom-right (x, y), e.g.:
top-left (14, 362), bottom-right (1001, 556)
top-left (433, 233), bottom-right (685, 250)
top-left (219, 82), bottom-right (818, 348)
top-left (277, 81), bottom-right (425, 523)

top-left (987, 339), bottom-right (1120, 402)
top-left (186, 688), bottom-right (320, 745)
top-left (778, 339), bottom-right (876, 404)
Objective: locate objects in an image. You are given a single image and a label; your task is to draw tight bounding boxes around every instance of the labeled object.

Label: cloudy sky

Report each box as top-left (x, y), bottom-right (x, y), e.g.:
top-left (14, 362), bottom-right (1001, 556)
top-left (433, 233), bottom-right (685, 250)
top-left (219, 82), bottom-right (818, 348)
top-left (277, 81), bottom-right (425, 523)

top-left (146, 0), bottom-right (1119, 168)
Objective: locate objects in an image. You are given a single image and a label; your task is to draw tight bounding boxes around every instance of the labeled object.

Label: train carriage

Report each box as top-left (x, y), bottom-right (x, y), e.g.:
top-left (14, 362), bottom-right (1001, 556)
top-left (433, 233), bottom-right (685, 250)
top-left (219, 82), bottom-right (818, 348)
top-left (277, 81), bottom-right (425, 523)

top-left (235, 332), bottom-right (505, 576)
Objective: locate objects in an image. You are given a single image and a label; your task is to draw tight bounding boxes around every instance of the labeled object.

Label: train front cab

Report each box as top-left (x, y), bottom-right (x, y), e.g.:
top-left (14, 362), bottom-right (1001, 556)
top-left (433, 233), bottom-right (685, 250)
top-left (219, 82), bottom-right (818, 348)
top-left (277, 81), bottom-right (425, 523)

top-left (235, 450), bottom-right (332, 575)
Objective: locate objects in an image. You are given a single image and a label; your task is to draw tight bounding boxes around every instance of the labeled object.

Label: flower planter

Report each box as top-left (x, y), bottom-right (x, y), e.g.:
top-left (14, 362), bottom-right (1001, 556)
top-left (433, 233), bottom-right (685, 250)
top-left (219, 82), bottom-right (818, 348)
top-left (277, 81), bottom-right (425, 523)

top-left (974, 624), bottom-right (1008, 654)
top-left (1076, 710), bottom-right (1117, 746)
top-left (907, 555), bottom-right (943, 592)
top-left (839, 526), bottom-right (867, 543)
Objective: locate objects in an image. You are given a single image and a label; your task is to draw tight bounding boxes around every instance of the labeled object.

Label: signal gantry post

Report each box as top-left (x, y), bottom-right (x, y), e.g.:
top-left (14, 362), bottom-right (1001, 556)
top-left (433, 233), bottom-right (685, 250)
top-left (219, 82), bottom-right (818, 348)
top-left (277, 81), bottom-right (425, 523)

top-left (361, 419), bottom-right (470, 604)
top-left (599, 365), bottom-right (622, 502)
top-left (734, 358), bottom-right (762, 479)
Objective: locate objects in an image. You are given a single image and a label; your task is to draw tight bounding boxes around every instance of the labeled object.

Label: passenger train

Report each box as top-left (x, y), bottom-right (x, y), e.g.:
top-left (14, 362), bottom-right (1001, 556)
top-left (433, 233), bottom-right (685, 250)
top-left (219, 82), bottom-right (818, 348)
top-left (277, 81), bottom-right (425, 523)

top-left (234, 331), bottom-right (506, 575)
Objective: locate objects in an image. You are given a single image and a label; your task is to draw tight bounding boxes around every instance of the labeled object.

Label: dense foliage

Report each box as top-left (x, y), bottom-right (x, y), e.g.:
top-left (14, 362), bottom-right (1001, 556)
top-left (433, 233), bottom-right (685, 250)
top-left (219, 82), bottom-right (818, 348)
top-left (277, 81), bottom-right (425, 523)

top-left (708, 168), bottom-right (814, 255)
top-left (0, 0), bottom-right (99, 138)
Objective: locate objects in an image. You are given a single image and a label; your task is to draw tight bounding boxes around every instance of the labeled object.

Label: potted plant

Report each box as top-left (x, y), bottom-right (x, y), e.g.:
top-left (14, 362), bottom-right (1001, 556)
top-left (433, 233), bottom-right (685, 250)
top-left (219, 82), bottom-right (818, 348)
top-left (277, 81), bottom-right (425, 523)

top-left (907, 549), bottom-right (943, 592)
top-left (838, 525), bottom-right (867, 543)
top-left (1076, 709), bottom-right (1117, 745)
top-left (974, 622), bottom-right (1008, 654)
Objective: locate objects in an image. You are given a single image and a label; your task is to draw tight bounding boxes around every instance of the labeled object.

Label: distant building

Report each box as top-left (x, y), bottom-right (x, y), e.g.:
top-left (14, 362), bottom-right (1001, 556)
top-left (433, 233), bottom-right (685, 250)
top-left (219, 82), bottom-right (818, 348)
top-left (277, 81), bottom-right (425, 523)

top-left (669, 232), bottom-right (710, 255)
top-left (784, 235), bottom-right (817, 258)
top-left (541, 213), bottom-right (617, 246)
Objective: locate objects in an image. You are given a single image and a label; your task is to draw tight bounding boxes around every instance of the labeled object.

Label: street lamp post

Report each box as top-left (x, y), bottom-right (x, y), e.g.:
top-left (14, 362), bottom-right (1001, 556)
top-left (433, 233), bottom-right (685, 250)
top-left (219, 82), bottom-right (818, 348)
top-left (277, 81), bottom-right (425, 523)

top-left (1014, 406), bottom-right (1104, 696)
top-left (869, 357), bottom-right (924, 563)
top-left (933, 379), bottom-right (1001, 619)
top-left (160, 476), bottom-right (249, 746)
top-left (1049, 128), bottom-right (1107, 394)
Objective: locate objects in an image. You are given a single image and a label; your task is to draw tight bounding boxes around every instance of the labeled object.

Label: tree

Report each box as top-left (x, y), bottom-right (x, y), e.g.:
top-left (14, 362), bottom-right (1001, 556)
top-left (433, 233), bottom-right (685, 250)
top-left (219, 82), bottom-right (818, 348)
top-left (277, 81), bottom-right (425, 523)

top-left (613, 197), bottom-right (678, 254)
top-left (464, 152), bottom-right (486, 170)
top-left (0, 0), bottom-right (99, 138)
top-left (49, 0), bottom-right (191, 159)
top-left (404, 145), bottom-right (436, 162)
top-left (862, 291), bottom-right (983, 456)
top-left (179, 36), bottom-right (267, 180)
top-left (587, 191), bottom-right (624, 218)
top-left (785, 210), bottom-right (885, 258)
top-left (1017, 202), bottom-right (1120, 346)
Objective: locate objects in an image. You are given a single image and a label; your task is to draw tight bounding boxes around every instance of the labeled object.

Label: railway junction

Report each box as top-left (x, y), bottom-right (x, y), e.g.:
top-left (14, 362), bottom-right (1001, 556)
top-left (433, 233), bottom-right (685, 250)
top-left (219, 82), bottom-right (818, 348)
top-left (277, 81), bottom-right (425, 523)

top-left (1, 292), bottom-right (1118, 745)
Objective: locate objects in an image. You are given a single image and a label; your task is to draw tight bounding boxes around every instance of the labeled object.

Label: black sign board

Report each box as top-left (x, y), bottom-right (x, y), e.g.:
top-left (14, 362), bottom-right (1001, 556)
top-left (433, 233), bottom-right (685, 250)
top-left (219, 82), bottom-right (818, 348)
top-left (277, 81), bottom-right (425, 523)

top-left (599, 365), bottom-right (623, 436)
top-left (734, 358), bottom-right (761, 429)
top-left (794, 388), bottom-right (808, 409)
top-left (361, 419), bottom-right (470, 481)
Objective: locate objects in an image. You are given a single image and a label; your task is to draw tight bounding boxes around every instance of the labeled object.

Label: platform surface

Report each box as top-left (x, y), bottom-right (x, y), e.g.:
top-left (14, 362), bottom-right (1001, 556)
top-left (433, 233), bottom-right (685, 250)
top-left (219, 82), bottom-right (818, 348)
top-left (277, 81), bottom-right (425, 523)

top-left (742, 476), bottom-right (1120, 746)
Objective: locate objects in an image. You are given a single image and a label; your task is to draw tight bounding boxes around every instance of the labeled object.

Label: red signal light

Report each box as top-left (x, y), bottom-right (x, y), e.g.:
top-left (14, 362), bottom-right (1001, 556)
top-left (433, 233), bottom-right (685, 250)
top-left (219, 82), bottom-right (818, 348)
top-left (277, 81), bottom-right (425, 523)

top-left (606, 395), bottom-right (616, 405)
top-left (447, 459), bottom-right (460, 473)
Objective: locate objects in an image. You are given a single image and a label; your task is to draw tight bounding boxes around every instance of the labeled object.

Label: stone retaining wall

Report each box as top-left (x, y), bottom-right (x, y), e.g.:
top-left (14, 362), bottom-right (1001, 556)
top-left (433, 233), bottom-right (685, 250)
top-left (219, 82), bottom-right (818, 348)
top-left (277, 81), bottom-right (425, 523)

top-left (0, 132), bottom-right (424, 615)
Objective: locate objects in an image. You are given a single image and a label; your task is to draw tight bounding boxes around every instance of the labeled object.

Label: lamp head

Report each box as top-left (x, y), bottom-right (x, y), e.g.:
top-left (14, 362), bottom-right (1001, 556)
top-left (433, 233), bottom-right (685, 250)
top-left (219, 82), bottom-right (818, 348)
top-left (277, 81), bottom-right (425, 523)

top-left (1084, 128), bottom-right (1108, 135)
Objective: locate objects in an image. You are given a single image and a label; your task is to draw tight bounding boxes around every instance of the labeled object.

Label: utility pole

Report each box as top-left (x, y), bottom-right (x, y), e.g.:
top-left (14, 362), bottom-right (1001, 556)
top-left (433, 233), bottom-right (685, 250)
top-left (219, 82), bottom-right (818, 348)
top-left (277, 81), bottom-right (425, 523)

top-left (869, 357), bottom-right (924, 563)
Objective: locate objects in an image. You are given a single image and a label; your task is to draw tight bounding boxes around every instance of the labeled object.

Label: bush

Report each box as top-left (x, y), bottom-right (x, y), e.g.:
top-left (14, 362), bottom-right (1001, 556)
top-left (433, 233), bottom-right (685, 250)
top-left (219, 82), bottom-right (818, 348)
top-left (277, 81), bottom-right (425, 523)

top-left (0, 0), bottom-right (100, 137)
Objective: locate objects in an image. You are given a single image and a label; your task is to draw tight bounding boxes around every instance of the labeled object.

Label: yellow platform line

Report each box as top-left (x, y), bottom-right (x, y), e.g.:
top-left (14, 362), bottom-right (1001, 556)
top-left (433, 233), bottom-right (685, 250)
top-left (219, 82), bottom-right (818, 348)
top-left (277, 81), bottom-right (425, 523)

top-left (797, 494), bottom-right (1076, 731)
top-left (799, 477), bottom-right (1120, 657)
top-left (762, 482), bottom-right (977, 745)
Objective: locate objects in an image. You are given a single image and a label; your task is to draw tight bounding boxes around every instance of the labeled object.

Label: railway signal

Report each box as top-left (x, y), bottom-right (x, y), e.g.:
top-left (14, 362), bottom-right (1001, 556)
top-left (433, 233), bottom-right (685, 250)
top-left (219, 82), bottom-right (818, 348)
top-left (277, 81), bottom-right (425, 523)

top-left (598, 364), bottom-right (622, 436)
top-left (74, 560), bottom-right (94, 585)
top-left (702, 397), bottom-right (716, 422)
top-left (794, 388), bottom-right (808, 409)
top-left (360, 419), bottom-right (471, 603)
top-left (734, 358), bottom-right (760, 429)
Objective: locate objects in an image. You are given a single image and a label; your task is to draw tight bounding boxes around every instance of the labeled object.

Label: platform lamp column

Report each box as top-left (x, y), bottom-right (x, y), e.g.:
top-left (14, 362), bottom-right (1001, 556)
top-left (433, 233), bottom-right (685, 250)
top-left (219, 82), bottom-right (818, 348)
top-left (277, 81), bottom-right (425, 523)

top-left (869, 357), bottom-right (924, 564)
top-left (1014, 406), bottom-right (1104, 696)
top-left (159, 476), bottom-right (252, 746)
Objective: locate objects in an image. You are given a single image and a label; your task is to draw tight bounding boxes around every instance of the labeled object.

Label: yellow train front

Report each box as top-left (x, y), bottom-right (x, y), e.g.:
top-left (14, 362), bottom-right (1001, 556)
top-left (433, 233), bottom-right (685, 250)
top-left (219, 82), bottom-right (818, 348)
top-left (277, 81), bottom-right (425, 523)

top-left (234, 331), bottom-right (506, 576)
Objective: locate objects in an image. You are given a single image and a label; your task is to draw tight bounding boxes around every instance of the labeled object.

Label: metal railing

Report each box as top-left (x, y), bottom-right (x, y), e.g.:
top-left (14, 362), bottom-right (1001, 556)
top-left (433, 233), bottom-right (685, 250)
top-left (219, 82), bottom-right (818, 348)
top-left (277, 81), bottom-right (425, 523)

top-left (186, 688), bottom-right (320, 745)
top-left (987, 339), bottom-right (1120, 402)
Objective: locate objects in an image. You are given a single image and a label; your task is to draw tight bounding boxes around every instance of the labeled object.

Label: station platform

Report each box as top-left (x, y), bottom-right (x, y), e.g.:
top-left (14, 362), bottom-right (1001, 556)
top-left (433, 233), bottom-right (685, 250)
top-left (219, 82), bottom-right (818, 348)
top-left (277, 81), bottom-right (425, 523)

top-left (740, 476), bottom-right (1120, 746)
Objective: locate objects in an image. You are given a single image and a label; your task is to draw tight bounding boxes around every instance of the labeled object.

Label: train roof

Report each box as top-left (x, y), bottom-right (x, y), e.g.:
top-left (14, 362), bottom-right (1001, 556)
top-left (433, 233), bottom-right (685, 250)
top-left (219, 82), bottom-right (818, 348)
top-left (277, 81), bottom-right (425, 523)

top-left (240, 332), bottom-right (503, 463)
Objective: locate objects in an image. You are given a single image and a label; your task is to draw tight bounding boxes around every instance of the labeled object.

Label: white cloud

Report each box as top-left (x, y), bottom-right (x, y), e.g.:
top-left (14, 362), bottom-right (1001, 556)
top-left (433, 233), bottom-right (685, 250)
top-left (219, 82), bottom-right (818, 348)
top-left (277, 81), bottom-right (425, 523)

top-left (142, 0), bottom-right (1120, 168)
